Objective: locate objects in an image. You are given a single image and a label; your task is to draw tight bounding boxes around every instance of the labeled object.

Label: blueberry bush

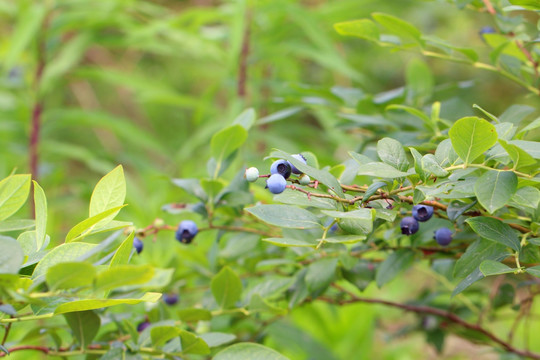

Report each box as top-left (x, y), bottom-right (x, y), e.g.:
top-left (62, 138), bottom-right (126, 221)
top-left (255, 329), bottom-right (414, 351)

top-left (0, 0), bottom-right (539, 359)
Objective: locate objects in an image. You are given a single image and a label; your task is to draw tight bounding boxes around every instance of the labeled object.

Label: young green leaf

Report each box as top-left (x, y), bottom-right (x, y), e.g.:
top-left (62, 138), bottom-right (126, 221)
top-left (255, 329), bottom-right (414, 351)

top-left (211, 266), bottom-right (243, 309)
top-left (109, 231), bottom-right (135, 268)
top-left (376, 249), bottom-right (415, 287)
top-left (333, 19), bottom-right (380, 42)
top-left (474, 170), bottom-right (517, 214)
top-left (33, 181), bottom-right (47, 250)
top-left (377, 137), bottom-right (409, 172)
top-left (66, 205), bottom-right (127, 242)
top-left (89, 165), bottom-right (126, 224)
top-left (448, 117), bottom-right (497, 165)
top-left (46, 262), bottom-right (96, 290)
top-left (0, 174), bottom-right (31, 221)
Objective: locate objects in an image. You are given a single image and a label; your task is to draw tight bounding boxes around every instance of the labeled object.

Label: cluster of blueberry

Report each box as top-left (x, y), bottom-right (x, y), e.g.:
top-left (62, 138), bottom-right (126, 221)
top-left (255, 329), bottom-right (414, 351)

top-left (400, 205), bottom-right (453, 246)
top-left (132, 220), bottom-right (199, 255)
top-left (245, 154), bottom-right (310, 194)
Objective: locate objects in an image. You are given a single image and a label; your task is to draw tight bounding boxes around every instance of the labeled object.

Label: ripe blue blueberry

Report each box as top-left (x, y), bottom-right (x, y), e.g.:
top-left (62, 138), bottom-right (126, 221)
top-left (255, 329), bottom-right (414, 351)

top-left (288, 153), bottom-right (307, 174)
top-left (266, 174), bottom-right (287, 194)
top-left (270, 159), bottom-right (291, 179)
top-left (434, 227), bottom-right (453, 246)
top-left (245, 167), bottom-right (259, 182)
top-left (163, 293), bottom-right (179, 305)
top-left (479, 26), bottom-right (496, 35)
top-left (412, 205), bottom-right (434, 222)
top-left (137, 321), bottom-right (150, 332)
top-left (298, 174), bottom-right (310, 185)
top-left (400, 216), bottom-right (419, 235)
top-left (175, 220), bottom-right (198, 244)
top-left (133, 237), bottom-right (143, 254)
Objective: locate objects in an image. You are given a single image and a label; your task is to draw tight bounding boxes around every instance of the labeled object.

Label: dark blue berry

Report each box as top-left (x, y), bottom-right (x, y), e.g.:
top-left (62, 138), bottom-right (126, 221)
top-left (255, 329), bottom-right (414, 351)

top-left (270, 160), bottom-right (291, 179)
top-left (133, 237), bottom-right (143, 254)
top-left (288, 154), bottom-right (307, 174)
top-left (266, 174), bottom-right (287, 194)
top-left (479, 26), bottom-right (496, 35)
top-left (400, 216), bottom-right (419, 235)
top-left (175, 220), bottom-right (198, 244)
top-left (163, 293), bottom-right (179, 305)
top-left (412, 205), bottom-right (434, 222)
top-left (137, 321), bottom-right (150, 332)
top-left (434, 227), bottom-right (453, 246)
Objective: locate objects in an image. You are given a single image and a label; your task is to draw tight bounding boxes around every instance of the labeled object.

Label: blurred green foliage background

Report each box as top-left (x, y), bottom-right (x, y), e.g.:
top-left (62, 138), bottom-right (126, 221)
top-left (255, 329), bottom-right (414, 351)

top-left (1, 0), bottom-right (538, 358)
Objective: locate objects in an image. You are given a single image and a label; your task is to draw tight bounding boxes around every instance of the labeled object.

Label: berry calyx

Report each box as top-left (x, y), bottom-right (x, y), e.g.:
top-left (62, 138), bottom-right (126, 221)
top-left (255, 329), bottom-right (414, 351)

top-left (434, 227), bottom-right (453, 246)
top-left (245, 167), bottom-right (259, 182)
top-left (270, 159), bottom-right (291, 179)
top-left (412, 205), bottom-right (434, 222)
top-left (400, 216), bottom-right (419, 235)
top-left (288, 153), bottom-right (307, 174)
top-left (133, 237), bottom-right (143, 254)
top-left (175, 220), bottom-right (198, 244)
top-left (266, 174), bottom-right (287, 194)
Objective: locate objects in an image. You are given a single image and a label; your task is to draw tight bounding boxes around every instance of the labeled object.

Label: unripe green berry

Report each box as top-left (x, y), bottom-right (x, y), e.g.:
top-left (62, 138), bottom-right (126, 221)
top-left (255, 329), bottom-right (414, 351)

top-left (299, 174), bottom-right (310, 185)
top-left (245, 167), bottom-right (259, 182)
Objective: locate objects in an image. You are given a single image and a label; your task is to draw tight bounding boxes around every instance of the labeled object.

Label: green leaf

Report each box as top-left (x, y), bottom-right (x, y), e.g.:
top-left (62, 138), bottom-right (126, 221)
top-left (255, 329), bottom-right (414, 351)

top-left (333, 19), bottom-right (380, 42)
top-left (0, 236), bottom-right (24, 274)
top-left (421, 154), bottom-right (448, 177)
top-left (248, 294), bottom-right (287, 315)
top-left (211, 266), bottom-right (243, 309)
top-left (323, 235), bottom-right (367, 244)
top-left (0, 174), bottom-right (31, 221)
top-left (0, 219), bottom-right (35, 232)
top-left (109, 232), bottom-right (135, 268)
top-left (465, 217), bottom-right (520, 251)
top-left (246, 205), bottom-right (321, 229)
top-left (179, 329), bottom-right (210, 355)
top-left (479, 260), bottom-right (514, 276)
top-left (263, 237), bottom-right (317, 247)
top-left (151, 326), bottom-right (182, 347)
top-left (376, 249), bottom-right (415, 287)
top-left (405, 59), bottom-right (434, 106)
top-left (46, 262), bottom-right (96, 290)
top-left (322, 209), bottom-right (373, 235)
top-left (511, 186), bottom-right (540, 210)
top-left (54, 292), bottom-right (161, 314)
top-left (305, 258), bottom-right (338, 297)
top-left (372, 12), bottom-right (423, 45)
top-left (32, 181), bottom-right (47, 251)
top-left (474, 171), bottom-right (517, 214)
top-left (499, 139), bottom-right (536, 170)
top-left (525, 266), bottom-right (540, 277)
top-left (94, 265), bottom-right (155, 292)
top-left (510, 140), bottom-right (540, 159)
top-left (508, 0), bottom-right (540, 10)
top-left (454, 238), bottom-right (509, 279)
top-left (210, 125), bottom-right (248, 177)
top-left (64, 310), bottom-right (100, 348)
top-left (232, 108), bottom-right (256, 130)
top-left (214, 343), bottom-right (290, 360)
top-left (178, 308), bottom-right (213, 322)
top-left (377, 137), bottom-right (409, 172)
top-left (356, 162), bottom-right (409, 178)
top-left (410, 148), bottom-right (427, 182)
top-left (65, 205), bottom-right (127, 242)
top-left (89, 165), bottom-right (126, 225)
top-left (446, 200), bottom-right (477, 221)
top-left (386, 104), bottom-right (434, 132)
top-left (32, 242), bottom-right (98, 282)
top-left (448, 117), bottom-right (498, 165)
top-left (473, 104), bottom-right (499, 123)
top-left (273, 191), bottom-right (336, 210)
top-left (271, 150), bottom-right (344, 197)
top-left (171, 178), bottom-right (207, 201)
top-left (199, 332), bottom-right (237, 348)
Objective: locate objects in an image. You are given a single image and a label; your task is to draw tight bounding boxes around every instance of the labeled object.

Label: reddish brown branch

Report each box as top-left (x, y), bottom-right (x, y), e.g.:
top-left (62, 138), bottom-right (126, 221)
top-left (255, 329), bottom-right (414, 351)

top-left (237, 12), bottom-right (251, 98)
top-left (325, 284), bottom-right (540, 359)
top-left (482, 0), bottom-right (496, 14)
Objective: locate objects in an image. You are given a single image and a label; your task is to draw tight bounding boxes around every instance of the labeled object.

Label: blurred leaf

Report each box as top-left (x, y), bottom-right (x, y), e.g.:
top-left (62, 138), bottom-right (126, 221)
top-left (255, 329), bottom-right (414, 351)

top-left (211, 266), bottom-right (242, 309)
top-left (247, 205), bottom-right (321, 229)
top-left (171, 178), bottom-right (207, 202)
top-left (32, 181), bottom-right (47, 250)
top-left (263, 237), bottom-right (317, 247)
top-left (343, 260), bottom-right (375, 291)
top-left (210, 125), bottom-right (248, 178)
top-left (151, 326), bottom-right (182, 348)
top-left (474, 170), bottom-right (517, 214)
top-left (0, 236), bottom-right (23, 274)
top-left (232, 108), bottom-right (256, 130)
top-left (199, 332), bottom-right (236, 348)
top-left (178, 308), bottom-right (212, 322)
top-left (46, 262), bottom-right (96, 290)
top-left (64, 310), bottom-right (100, 348)
top-left (356, 162), bottom-right (409, 178)
top-left (305, 258), bottom-right (338, 297)
top-left (405, 59), bottom-right (433, 106)
top-left (54, 292), bottom-right (161, 314)
top-left (376, 249), bottom-right (415, 287)
top-left (0, 174), bottom-right (31, 221)
top-left (454, 238), bottom-right (509, 279)
top-left (449, 117), bottom-right (497, 165)
top-left (214, 343), bottom-right (290, 360)
top-left (465, 217), bottom-right (520, 251)
top-left (0, 219), bottom-right (35, 232)
top-left (333, 19), bottom-right (380, 41)
top-left (372, 12), bottom-right (423, 45)
top-left (508, 0), bottom-right (540, 10)
top-left (249, 294), bottom-right (287, 315)
top-left (94, 265), bottom-right (155, 292)
top-left (525, 266), bottom-right (540, 277)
